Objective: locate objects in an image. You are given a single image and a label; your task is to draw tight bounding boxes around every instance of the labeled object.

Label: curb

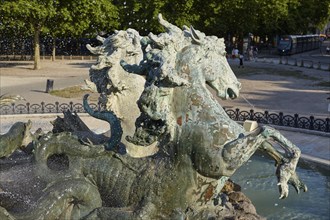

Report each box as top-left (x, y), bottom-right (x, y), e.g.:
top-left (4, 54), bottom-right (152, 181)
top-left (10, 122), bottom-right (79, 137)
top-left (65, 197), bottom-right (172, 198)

top-left (262, 123), bottom-right (330, 138)
top-left (300, 154), bottom-right (330, 169)
top-left (0, 113), bottom-right (91, 119)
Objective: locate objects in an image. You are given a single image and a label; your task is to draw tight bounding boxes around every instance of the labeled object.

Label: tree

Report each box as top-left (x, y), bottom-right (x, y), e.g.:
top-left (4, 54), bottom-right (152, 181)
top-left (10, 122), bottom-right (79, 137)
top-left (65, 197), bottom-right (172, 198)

top-left (114, 0), bottom-right (170, 35)
top-left (0, 13), bottom-right (31, 59)
top-left (0, 0), bottom-right (56, 69)
top-left (0, 0), bottom-right (119, 69)
top-left (277, 0), bottom-right (330, 34)
top-left (1, 0), bottom-right (328, 66)
top-left (46, 0), bottom-right (119, 61)
top-left (162, 0), bottom-right (200, 29)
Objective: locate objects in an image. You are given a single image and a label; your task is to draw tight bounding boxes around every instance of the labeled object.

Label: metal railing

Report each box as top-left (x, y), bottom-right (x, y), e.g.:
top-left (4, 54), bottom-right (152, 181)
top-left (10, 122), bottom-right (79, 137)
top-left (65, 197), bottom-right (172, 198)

top-left (0, 55), bottom-right (97, 61)
top-left (255, 56), bottom-right (330, 71)
top-left (0, 102), bottom-right (100, 115)
top-left (1, 102), bottom-right (329, 133)
top-left (224, 108), bottom-right (329, 133)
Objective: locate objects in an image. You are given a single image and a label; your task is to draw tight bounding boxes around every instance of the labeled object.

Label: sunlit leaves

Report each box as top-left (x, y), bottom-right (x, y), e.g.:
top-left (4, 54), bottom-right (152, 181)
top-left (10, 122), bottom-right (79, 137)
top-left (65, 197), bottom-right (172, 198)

top-left (1, 0), bottom-right (329, 48)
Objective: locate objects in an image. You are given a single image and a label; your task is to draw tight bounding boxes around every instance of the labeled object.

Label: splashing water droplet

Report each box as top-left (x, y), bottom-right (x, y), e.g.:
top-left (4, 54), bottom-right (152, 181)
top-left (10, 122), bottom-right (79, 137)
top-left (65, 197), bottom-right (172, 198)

top-left (241, 94), bottom-right (254, 109)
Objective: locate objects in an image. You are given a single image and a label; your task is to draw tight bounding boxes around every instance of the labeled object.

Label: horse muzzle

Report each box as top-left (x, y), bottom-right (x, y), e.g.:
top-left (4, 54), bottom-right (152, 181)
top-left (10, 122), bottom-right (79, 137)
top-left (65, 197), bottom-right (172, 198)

top-left (226, 87), bottom-right (238, 99)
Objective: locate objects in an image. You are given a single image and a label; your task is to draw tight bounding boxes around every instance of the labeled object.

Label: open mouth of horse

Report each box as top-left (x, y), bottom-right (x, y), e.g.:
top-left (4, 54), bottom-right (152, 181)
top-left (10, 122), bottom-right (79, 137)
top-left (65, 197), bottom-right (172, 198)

top-left (227, 88), bottom-right (237, 99)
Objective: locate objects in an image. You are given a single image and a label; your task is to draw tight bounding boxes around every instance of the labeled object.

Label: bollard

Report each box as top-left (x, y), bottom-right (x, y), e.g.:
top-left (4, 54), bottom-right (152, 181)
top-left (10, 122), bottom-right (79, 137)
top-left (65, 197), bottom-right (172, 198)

top-left (309, 61), bottom-right (313, 68)
top-left (46, 79), bottom-right (54, 93)
top-left (284, 57), bottom-right (288, 65)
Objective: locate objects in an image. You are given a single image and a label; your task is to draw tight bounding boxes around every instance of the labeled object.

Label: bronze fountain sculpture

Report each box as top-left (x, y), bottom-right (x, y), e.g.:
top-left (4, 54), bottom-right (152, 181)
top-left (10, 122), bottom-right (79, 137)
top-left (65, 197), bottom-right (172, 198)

top-left (0, 14), bottom-right (306, 219)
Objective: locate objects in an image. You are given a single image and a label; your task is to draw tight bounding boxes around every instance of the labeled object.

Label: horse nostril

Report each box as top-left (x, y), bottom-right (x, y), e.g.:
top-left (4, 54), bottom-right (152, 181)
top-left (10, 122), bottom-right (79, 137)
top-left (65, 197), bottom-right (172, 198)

top-left (227, 88), bottom-right (237, 99)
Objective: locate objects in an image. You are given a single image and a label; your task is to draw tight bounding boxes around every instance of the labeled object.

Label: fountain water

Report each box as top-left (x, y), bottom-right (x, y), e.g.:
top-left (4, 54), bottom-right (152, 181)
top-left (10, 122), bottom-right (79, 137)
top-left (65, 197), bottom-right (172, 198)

top-left (232, 155), bottom-right (329, 219)
top-left (234, 89), bottom-right (329, 219)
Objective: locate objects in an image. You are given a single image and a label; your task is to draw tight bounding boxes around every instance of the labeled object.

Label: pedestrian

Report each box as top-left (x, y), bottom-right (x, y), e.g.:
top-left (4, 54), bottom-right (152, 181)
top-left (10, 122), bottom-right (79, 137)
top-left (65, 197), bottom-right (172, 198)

top-left (231, 48), bottom-right (235, 59)
top-left (253, 46), bottom-right (258, 58)
top-left (238, 54), bottom-right (244, 68)
top-left (234, 48), bottom-right (239, 58)
top-left (249, 47), bottom-right (254, 61)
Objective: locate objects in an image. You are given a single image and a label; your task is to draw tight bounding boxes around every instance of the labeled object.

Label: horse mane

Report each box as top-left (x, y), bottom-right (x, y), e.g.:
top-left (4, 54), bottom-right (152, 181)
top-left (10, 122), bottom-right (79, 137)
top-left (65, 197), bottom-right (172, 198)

top-left (127, 15), bottom-right (230, 146)
top-left (145, 15), bottom-right (227, 87)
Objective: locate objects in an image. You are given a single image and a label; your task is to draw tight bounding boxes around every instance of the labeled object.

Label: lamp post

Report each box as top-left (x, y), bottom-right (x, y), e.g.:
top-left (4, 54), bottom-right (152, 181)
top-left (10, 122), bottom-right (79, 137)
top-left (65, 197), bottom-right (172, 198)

top-left (248, 33), bottom-right (254, 49)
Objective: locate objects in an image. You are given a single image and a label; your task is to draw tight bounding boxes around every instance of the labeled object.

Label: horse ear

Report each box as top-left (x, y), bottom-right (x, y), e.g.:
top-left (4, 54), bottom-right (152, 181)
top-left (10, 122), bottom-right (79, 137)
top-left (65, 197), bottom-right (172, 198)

top-left (96, 35), bottom-right (105, 43)
top-left (190, 26), bottom-right (202, 45)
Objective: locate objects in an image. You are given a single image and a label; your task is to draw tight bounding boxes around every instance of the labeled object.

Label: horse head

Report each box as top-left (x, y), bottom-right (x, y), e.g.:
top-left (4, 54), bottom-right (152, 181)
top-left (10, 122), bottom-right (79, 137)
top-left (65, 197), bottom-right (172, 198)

top-left (178, 27), bottom-right (241, 100)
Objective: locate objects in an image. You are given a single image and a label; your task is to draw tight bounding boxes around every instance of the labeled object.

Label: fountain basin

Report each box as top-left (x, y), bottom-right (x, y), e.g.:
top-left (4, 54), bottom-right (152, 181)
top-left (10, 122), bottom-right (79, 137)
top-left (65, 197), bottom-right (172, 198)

top-left (232, 154), bottom-right (330, 219)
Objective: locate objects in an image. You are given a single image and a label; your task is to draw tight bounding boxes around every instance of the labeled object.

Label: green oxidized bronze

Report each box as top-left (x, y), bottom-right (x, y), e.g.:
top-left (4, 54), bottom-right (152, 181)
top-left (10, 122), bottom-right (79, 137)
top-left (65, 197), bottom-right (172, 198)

top-left (0, 120), bottom-right (35, 158)
top-left (0, 14), bottom-right (307, 220)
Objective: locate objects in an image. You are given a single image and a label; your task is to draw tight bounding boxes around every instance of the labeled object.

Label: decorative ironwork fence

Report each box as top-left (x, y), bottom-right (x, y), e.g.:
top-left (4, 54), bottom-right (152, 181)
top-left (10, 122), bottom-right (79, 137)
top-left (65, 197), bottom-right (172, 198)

top-left (1, 102), bottom-right (329, 133)
top-left (224, 108), bottom-right (329, 133)
top-left (0, 102), bottom-right (100, 115)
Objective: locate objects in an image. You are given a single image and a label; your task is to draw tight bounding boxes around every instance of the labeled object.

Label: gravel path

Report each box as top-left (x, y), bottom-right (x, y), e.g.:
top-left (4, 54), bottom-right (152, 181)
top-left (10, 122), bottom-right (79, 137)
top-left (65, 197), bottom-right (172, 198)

top-left (0, 60), bottom-right (94, 103)
top-left (222, 59), bottom-right (330, 118)
top-left (1, 58), bottom-right (329, 119)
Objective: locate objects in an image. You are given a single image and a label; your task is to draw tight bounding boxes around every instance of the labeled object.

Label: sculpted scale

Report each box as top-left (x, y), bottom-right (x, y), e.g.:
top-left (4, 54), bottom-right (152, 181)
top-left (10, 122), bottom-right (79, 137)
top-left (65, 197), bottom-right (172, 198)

top-left (0, 14), bottom-right (307, 219)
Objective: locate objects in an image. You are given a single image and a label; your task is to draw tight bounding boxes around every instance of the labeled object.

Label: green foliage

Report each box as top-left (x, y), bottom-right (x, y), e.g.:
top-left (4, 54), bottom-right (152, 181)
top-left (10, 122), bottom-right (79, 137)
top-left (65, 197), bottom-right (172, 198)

top-left (0, 0), bottom-right (56, 32)
top-left (44, 0), bottom-right (119, 37)
top-left (1, 0), bottom-right (328, 38)
top-left (1, 0), bottom-right (329, 54)
top-left (162, 0), bottom-right (200, 29)
top-left (277, 0), bottom-right (330, 34)
top-left (0, 0), bottom-right (119, 68)
top-left (116, 0), bottom-right (168, 35)
top-left (0, 0), bottom-right (119, 36)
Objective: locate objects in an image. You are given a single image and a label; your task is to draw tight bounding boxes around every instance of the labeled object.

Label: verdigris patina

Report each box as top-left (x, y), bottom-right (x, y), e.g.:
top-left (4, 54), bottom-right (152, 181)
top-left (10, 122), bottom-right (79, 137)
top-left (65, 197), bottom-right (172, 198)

top-left (85, 28), bottom-right (158, 157)
top-left (0, 120), bottom-right (39, 158)
top-left (0, 14), bottom-right (306, 220)
top-left (119, 14), bottom-right (307, 199)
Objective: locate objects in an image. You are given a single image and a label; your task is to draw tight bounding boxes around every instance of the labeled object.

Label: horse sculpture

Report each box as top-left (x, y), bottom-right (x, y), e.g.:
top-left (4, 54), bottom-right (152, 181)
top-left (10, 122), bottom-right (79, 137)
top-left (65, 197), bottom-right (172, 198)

top-left (0, 14), bottom-right (306, 220)
top-left (121, 14), bottom-right (307, 199)
top-left (85, 28), bottom-right (158, 157)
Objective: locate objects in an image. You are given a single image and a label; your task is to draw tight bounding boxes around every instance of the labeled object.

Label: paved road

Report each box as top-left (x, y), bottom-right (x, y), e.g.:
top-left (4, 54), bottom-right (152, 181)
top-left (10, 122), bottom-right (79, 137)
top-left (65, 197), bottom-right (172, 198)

top-left (2, 57), bottom-right (329, 118)
top-left (258, 39), bottom-right (330, 64)
top-left (0, 56), bottom-right (329, 168)
top-left (0, 60), bottom-right (92, 103)
top-left (225, 59), bottom-right (329, 118)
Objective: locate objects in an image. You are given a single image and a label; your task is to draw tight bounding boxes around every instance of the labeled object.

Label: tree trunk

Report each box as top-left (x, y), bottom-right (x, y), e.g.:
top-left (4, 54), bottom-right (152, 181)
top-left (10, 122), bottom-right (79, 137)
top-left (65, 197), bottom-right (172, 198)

top-left (33, 26), bottom-right (41, 70)
top-left (21, 39), bottom-right (25, 60)
top-left (52, 36), bottom-right (56, 61)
